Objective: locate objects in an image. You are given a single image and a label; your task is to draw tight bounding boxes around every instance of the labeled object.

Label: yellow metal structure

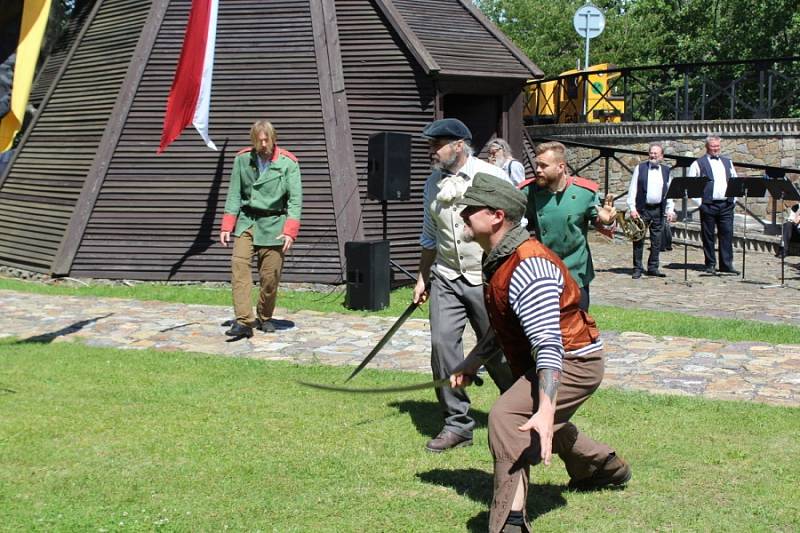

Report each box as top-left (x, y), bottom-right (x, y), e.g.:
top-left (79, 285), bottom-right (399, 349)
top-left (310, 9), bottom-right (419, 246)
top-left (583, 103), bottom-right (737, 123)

top-left (0, 0), bottom-right (53, 152)
top-left (524, 63), bottom-right (625, 124)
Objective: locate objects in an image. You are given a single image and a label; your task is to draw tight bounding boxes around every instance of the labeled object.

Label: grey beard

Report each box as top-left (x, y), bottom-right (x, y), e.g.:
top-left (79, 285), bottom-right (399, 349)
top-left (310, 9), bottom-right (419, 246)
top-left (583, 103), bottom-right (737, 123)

top-left (432, 152), bottom-right (459, 172)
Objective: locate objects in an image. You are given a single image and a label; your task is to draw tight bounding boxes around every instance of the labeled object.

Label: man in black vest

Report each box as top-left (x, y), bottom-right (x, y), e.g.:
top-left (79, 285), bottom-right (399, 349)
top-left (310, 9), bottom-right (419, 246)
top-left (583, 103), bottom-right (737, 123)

top-left (626, 143), bottom-right (676, 278)
top-left (776, 203), bottom-right (800, 258)
top-left (688, 136), bottom-right (739, 275)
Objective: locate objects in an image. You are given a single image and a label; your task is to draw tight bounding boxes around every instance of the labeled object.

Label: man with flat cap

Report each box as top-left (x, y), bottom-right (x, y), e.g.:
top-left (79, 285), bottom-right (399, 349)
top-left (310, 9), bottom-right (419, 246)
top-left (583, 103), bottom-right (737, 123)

top-left (413, 118), bottom-right (515, 452)
top-left (453, 173), bottom-right (631, 533)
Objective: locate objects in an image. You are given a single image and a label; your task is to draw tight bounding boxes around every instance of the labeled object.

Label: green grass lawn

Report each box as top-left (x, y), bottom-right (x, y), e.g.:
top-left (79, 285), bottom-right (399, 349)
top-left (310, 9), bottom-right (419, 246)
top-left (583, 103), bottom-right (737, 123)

top-left (2, 277), bottom-right (799, 345)
top-left (1, 339), bottom-right (798, 532)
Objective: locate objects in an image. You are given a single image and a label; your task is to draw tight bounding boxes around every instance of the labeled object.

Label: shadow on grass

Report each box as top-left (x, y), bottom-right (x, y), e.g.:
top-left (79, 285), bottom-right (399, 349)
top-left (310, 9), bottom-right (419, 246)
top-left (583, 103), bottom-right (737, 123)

top-left (418, 468), bottom-right (568, 531)
top-left (388, 400), bottom-right (488, 438)
top-left (14, 314), bottom-right (114, 344)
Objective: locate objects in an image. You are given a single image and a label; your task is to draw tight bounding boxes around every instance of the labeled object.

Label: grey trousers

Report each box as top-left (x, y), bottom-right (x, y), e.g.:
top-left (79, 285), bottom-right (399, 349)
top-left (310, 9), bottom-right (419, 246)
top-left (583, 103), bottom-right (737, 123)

top-left (429, 269), bottom-right (514, 439)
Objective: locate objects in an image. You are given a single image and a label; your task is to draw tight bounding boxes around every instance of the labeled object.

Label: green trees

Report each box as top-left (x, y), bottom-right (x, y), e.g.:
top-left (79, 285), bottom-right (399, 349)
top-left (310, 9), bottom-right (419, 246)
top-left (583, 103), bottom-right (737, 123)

top-left (475, 0), bottom-right (800, 76)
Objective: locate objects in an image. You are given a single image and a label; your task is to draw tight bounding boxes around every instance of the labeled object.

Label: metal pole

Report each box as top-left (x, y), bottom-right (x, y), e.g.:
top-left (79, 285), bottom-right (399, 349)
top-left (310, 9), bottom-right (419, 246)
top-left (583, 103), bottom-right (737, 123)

top-left (683, 69), bottom-right (690, 120)
top-left (584, 35), bottom-right (590, 74)
top-left (583, 34), bottom-right (590, 120)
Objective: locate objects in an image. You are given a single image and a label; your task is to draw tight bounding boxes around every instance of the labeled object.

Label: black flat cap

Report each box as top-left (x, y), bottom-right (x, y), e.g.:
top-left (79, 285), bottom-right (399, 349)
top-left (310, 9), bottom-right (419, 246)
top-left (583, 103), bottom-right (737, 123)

top-left (421, 118), bottom-right (472, 142)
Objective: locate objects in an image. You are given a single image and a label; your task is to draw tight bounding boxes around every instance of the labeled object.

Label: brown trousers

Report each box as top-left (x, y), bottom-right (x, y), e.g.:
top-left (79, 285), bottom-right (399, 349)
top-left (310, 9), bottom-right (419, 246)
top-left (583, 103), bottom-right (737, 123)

top-left (231, 228), bottom-right (284, 325)
top-left (487, 351), bottom-right (613, 533)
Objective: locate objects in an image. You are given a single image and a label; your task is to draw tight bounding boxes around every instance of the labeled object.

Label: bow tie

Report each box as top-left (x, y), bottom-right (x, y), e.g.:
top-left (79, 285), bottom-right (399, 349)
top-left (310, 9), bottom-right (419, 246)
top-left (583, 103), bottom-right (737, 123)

top-left (709, 156), bottom-right (720, 160)
top-left (649, 163), bottom-right (660, 170)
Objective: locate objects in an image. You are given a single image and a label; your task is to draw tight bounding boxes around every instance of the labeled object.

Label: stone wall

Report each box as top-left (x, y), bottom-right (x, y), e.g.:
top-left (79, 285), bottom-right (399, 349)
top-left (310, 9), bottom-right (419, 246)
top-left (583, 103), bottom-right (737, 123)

top-left (527, 119), bottom-right (800, 219)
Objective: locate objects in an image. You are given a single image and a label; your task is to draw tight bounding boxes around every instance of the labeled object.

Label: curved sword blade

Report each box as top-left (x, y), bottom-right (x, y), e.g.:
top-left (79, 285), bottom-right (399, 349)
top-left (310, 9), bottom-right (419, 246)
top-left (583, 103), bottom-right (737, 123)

top-left (299, 378), bottom-right (450, 394)
top-left (298, 375), bottom-right (482, 394)
top-left (345, 301), bottom-right (419, 382)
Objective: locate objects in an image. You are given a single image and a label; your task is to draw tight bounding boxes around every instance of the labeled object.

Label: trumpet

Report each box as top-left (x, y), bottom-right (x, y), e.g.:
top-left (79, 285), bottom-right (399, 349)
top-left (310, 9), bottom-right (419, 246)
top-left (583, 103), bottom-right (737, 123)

top-left (615, 210), bottom-right (650, 242)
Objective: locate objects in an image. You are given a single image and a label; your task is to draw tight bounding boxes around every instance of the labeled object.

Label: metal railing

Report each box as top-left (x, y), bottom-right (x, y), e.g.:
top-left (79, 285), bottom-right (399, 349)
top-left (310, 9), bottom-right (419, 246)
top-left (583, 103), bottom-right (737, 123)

top-left (523, 134), bottom-right (800, 235)
top-left (525, 57), bottom-right (800, 124)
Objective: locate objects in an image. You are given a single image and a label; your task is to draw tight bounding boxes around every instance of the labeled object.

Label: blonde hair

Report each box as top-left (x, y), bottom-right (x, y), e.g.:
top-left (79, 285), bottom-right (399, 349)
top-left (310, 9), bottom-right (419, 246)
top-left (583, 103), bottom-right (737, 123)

top-left (250, 120), bottom-right (277, 148)
top-left (535, 141), bottom-right (566, 163)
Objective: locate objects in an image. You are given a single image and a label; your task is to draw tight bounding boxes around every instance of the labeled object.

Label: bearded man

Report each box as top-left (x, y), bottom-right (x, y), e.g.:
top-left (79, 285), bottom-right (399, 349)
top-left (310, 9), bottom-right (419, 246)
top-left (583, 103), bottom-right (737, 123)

top-left (412, 118), bottom-right (514, 452)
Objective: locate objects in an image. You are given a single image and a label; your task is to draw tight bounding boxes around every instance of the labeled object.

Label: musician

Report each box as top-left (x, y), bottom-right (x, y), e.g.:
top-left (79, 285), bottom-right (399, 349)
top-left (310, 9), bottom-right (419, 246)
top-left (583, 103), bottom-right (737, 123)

top-left (776, 203), bottom-right (800, 258)
top-left (688, 136), bottom-right (739, 275)
top-left (626, 143), bottom-right (676, 278)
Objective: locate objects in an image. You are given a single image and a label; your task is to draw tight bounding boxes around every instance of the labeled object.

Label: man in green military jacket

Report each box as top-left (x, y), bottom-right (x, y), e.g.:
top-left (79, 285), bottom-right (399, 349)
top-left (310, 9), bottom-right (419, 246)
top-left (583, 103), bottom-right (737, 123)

top-left (521, 141), bottom-right (616, 310)
top-left (220, 121), bottom-right (302, 339)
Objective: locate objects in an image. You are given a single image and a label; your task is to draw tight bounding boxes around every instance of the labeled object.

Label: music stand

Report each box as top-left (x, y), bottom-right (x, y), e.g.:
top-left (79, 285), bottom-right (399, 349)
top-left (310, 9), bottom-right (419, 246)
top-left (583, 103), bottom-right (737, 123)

top-left (725, 177), bottom-right (768, 280)
top-left (666, 176), bottom-right (710, 285)
top-left (762, 178), bottom-right (800, 287)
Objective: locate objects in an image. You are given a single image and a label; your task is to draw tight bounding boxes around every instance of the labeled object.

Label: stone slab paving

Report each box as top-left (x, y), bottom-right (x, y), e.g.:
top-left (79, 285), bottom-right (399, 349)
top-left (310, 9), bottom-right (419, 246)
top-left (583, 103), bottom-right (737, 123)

top-left (589, 233), bottom-right (800, 325)
top-left (2, 239), bottom-right (799, 407)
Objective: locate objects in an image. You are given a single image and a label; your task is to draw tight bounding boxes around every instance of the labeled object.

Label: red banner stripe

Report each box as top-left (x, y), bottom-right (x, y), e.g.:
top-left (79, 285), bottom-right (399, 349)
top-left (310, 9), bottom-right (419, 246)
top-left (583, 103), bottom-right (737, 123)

top-left (157, 0), bottom-right (212, 154)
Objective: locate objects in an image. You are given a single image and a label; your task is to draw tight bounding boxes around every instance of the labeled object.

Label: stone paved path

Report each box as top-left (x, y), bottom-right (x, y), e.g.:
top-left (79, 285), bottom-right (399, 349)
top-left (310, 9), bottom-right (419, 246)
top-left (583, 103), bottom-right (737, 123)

top-left (1, 236), bottom-right (798, 407)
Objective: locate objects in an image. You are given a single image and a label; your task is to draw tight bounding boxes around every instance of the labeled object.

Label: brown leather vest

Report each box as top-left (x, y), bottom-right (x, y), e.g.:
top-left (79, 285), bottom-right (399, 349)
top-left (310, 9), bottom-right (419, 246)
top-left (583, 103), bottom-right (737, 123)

top-left (484, 239), bottom-right (600, 378)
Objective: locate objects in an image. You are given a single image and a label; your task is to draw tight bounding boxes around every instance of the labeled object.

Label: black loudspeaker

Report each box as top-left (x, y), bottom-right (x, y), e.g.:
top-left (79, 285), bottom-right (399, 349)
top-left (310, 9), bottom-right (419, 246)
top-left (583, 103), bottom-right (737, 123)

top-left (345, 240), bottom-right (390, 311)
top-left (368, 132), bottom-right (412, 201)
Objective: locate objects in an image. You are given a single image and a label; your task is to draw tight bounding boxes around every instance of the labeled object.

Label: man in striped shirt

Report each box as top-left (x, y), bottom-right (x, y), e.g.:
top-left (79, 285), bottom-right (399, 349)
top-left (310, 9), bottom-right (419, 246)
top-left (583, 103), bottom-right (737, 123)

top-left (452, 173), bottom-right (630, 533)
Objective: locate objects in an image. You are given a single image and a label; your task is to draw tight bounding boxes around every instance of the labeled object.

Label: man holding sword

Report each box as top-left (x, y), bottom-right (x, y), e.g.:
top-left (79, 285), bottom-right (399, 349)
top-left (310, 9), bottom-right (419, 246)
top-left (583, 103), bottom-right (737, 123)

top-left (453, 173), bottom-right (630, 533)
top-left (413, 118), bottom-right (514, 453)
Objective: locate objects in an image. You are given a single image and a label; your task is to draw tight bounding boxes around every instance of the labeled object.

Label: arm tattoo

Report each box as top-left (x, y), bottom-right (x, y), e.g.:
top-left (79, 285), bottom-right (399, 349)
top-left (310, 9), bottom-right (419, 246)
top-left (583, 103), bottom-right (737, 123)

top-left (538, 369), bottom-right (561, 403)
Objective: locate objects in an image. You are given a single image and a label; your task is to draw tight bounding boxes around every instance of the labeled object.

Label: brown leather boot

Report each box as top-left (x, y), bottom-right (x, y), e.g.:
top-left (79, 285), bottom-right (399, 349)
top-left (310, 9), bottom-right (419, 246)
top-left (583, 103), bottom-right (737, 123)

top-left (425, 430), bottom-right (472, 453)
top-left (568, 452), bottom-right (631, 491)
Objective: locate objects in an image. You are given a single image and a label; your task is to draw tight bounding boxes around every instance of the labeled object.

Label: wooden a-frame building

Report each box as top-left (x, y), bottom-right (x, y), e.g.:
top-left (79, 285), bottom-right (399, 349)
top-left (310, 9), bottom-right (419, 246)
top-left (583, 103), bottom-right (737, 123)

top-left (0, 0), bottom-right (542, 283)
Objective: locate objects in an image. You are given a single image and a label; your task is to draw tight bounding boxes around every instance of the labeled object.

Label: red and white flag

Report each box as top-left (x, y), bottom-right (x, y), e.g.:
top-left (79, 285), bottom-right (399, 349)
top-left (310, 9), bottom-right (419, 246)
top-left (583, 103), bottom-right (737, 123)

top-left (157, 0), bottom-right (218, 153)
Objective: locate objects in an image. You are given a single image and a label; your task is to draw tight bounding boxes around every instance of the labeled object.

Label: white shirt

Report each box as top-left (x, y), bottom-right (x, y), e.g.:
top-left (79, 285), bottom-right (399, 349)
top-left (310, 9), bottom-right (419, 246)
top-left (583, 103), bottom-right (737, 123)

top-left (626, 163), bottom-right (674, 214)
top-left (501, 159), bottom-right (526, 186)
top-left (688, 156), bottom-right (737, 200)
top-left (420, 156), bottom-right (511, 285)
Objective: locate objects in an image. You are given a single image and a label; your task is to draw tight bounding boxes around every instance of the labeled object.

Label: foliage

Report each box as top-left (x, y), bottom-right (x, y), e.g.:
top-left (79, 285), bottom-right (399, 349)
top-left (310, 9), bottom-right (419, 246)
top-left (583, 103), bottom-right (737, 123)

top-left (1, 340), bottom-right (798, 531)
top-left (474, 0), bottom-right (800, 76)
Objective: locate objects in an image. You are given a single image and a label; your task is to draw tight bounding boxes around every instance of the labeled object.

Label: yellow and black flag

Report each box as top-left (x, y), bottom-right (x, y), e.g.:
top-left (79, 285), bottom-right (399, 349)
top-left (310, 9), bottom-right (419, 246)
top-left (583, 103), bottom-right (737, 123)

top-left (0, 0), bottom-right (52, 152)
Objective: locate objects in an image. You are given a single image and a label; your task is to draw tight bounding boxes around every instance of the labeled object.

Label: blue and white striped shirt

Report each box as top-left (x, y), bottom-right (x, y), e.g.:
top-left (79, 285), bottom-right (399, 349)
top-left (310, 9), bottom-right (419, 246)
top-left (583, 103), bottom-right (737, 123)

top-left (509, 256), bottom-right (603, 372)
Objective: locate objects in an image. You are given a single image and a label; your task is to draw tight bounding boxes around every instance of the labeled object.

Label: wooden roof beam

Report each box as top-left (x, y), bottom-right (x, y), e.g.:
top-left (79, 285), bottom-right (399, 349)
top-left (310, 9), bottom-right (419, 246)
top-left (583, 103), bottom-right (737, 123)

top-left (373, 0), bottom-right (440, 75)
top-left (310, 0), bottom-right (364, 273)
top-left (51, 0), bottom-right (170, 277)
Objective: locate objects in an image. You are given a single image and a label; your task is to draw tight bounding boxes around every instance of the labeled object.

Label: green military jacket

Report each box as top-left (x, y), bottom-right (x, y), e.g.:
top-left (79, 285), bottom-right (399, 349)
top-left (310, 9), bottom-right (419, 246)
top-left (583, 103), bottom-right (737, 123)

top-left (222, 147), bottom-right (302, 247)
top-left (524, 176), bottom-right (602, 288)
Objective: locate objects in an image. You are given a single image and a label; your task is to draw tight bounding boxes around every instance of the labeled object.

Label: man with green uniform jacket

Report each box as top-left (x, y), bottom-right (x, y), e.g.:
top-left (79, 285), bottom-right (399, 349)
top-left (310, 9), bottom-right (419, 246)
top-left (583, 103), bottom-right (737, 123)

top-left (219, 121), bottom-right (302, 339)
top-left (520, 141), bottom-right (616, 310)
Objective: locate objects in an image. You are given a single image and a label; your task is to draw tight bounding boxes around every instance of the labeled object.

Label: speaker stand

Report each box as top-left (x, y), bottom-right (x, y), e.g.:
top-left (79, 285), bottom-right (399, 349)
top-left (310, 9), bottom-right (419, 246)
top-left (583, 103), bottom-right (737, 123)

top-left (379, 200), bottom-right (414, 283)
top-left (382, 200), bottom-right (388, 240)
top-left (391, 260), bottom-right (416, 282)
